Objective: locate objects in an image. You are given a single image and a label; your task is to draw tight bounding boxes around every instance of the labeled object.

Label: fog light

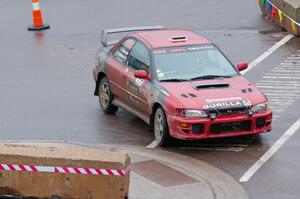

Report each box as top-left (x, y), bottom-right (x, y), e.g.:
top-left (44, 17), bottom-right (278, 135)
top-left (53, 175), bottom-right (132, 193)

top-left (192, 124), bottom-right (204, 134)
top-left (256, 117), bottom-right (265, 128)
top-left (179, 122), bottom-right (189, 128)
top-left (266, 114), bottom-right (272, 121)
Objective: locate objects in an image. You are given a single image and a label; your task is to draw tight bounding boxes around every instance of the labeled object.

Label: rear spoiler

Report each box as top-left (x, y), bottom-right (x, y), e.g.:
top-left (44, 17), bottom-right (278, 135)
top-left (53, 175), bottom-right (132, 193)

top-left (100, 26), bottom-right (164, 47)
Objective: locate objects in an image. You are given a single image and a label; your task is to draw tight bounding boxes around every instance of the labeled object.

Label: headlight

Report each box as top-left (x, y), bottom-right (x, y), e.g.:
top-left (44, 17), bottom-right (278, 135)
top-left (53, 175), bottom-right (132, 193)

top-left (251, 102), bottom-right (270, 113)
top-left (183, 110), bottom-right (208, 118)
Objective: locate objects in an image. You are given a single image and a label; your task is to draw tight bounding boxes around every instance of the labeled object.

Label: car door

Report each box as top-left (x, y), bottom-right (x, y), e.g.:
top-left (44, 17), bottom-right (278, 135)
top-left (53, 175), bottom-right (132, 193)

top-left (107, 38), bottom-right (136, 105)
top-left (126, 41), bottom-right (152, 117)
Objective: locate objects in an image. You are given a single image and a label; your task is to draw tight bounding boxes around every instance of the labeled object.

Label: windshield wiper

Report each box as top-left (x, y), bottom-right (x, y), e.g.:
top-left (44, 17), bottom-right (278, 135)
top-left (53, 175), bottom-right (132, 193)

top-left (160, 78), bottom-right (188, 82)
top-left (189, 75), bottom-right (232, 81)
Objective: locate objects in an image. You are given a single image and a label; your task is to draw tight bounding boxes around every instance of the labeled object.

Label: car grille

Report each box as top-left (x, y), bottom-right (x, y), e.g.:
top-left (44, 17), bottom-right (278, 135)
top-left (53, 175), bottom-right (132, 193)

top-left (208, 107), bottom-right (248, 115)
top-left (210, 121), bottom-right (252, 133)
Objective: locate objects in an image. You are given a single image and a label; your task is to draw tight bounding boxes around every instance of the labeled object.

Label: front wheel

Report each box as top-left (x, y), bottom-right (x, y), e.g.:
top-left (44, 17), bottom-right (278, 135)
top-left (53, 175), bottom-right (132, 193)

top-left (154, 107), bottom-right (171, 146)
top-left (98, 77), bottom-right (118, 114)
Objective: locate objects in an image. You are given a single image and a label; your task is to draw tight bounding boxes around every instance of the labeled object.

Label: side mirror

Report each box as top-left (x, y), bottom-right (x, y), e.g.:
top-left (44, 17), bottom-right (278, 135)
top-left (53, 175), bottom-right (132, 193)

top-left (134, 70), bottom-right (149, 80)
top-left (237, 62), bottom-right (248, 72)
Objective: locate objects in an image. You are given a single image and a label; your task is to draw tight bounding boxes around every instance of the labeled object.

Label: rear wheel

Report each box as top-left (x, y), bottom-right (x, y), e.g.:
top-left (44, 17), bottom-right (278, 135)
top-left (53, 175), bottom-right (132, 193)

top-left (98, 77), bottom-right (118, 114)
top-left (154, 107), bottom-right (171, 146)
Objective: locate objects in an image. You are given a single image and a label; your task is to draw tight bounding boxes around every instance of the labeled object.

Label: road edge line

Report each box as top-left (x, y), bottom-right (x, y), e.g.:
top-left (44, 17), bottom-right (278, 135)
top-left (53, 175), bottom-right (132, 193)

top-left (145, 140), bottom-right (158, 149)
top-left (242, 34), bottom-right (294, 75)
top-left (239, 117), bottom-right (300, 182)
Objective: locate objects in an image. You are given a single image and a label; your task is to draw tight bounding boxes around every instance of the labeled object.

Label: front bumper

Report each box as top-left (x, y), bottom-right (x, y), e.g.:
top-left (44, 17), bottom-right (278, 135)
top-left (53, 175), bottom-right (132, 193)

top-left (166, 110), bottom-right (272, 140)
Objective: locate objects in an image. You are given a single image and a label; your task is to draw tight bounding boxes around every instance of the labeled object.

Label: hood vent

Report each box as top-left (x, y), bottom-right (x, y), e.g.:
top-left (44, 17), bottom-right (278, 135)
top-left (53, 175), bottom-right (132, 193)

top-left (188, 93), bottom-right (197, 97)
top-left (194, 83), bottom-right (229, 90)
top-left (181, 94), bottom-right (188, 98)
top-left (241, 88), bottom-right (253, 93)
top-left (181, 93), bottom-right (198, 98)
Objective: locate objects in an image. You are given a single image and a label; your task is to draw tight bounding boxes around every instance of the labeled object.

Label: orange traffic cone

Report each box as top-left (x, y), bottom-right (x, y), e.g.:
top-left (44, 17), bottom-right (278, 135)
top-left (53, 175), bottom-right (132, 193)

top-left (28, 0), bottom-right (50, 31)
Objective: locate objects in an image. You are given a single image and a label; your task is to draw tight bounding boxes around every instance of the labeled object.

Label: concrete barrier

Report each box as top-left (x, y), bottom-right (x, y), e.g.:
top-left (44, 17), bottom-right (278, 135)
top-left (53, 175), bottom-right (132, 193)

top-left (0, 144), bottom-right (130, 199)
top-left (260, 0), bottom-right (300, 36)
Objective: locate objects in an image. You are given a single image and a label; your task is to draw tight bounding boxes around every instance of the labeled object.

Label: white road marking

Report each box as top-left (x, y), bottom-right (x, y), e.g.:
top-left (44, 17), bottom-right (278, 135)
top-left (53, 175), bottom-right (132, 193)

top-left (239, 117), bottom-right (300, 182)
top-left (257, 81), bottom-right (300, 85)
top-left (262, 90), bottom-right (300, 93)
top-left (265, 73), bottom-right (300, 76)
top-left (279, 65), bottom-right (300, 68)
top-left (263, 76), bottom-right (300, 79)
top-left (272, 69), bottom-right (300, 73)
top-left (178, 147), bottom-right (245, 152)
top-left (265, 93), bottom-right (300, 97)
top-left (284, 60), bottom-right (299, 63)
top-left (268, 97), bottom-right (297, 100)
top-left (257, 85), bottom-right (300, 89)
top-left (259, 79), bottom-right (300, 82)
top-left (145, 140), bottom-right (159, 149)
top-left (270, 101), bottom-right (294, 104)
top-left (240, 48), bottom-right (300, 182)
top-left (273, 66), bottom-right (300, 68)
top-left (241, 34), bottom-right (294, 75)
top-left (281, 63), bottom-right (300, 65)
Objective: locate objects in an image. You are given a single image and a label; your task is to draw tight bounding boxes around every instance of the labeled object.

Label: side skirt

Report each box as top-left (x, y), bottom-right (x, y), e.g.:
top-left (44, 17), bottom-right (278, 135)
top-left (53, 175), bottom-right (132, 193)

top-left (112, 99), bottom-right (150, 125)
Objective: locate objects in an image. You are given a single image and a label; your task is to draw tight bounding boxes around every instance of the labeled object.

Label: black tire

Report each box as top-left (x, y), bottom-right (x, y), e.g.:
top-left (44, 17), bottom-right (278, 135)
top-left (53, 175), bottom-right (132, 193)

top-left (154, 107), bottom-right (172, 146)
top-left (98, 77), bottom-right (118, 114)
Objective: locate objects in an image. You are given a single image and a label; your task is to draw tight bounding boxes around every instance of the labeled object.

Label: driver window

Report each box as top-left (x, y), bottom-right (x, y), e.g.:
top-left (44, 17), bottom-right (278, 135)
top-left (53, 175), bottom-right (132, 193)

top-left (127, 41), bottom-right (150, 72)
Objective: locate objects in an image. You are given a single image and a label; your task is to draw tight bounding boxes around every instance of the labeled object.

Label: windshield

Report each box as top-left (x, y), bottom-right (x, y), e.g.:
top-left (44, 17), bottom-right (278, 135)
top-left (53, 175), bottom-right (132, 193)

top-left (153, 45), bottom-right (239, 81)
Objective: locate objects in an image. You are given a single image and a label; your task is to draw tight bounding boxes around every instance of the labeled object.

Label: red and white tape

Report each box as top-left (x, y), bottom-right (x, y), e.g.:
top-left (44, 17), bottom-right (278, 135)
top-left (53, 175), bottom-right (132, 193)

top-left (0, 163), bottom-right (130, 176)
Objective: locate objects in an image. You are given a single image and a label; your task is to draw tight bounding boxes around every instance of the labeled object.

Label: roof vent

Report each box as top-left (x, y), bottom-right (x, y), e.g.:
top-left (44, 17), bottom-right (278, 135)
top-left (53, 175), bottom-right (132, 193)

top-left (170, 36), bottom-right (188, 42)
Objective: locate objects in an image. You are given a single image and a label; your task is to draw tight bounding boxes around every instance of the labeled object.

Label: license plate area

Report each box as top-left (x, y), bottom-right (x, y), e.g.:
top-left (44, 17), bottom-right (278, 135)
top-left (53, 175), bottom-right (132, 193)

top-left (210, 121), bottom-right (251, 133)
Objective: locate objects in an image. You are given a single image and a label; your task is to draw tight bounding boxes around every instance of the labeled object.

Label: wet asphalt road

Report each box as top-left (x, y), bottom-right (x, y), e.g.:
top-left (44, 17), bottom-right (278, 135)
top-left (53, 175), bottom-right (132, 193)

top-left (1, 0), bottom-right (300, 198)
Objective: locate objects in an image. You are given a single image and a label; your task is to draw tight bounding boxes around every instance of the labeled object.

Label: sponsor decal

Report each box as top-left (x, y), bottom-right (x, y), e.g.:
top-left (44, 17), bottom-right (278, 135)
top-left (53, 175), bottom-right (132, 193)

top-left (128, 78), bottom-right (143, 94)
top-left (169, 48), bottom-right (187, 53)
top-left (187, 45), bottom-right (213, 51)
top-left (152, 44), bottom-right (214, 55)
top-left (206, 97), bottom-right (242, 103)
top-left (203, 100), bottom-right (251, 110)
top-left (153, 49), bottom-right (167, 55)
top-left (135, 78), bottom-right (144, 87)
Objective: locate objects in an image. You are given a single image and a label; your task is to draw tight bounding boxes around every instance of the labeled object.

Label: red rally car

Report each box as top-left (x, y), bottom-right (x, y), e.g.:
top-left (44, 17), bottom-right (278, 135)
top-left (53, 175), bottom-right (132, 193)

top-left (93, 26), bottom-right (272, 146)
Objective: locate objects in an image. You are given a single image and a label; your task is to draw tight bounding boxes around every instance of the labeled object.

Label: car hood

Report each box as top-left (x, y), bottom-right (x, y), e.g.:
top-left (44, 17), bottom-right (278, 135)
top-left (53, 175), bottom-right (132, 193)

top-left (161, 76), bottom-right (267, 110)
